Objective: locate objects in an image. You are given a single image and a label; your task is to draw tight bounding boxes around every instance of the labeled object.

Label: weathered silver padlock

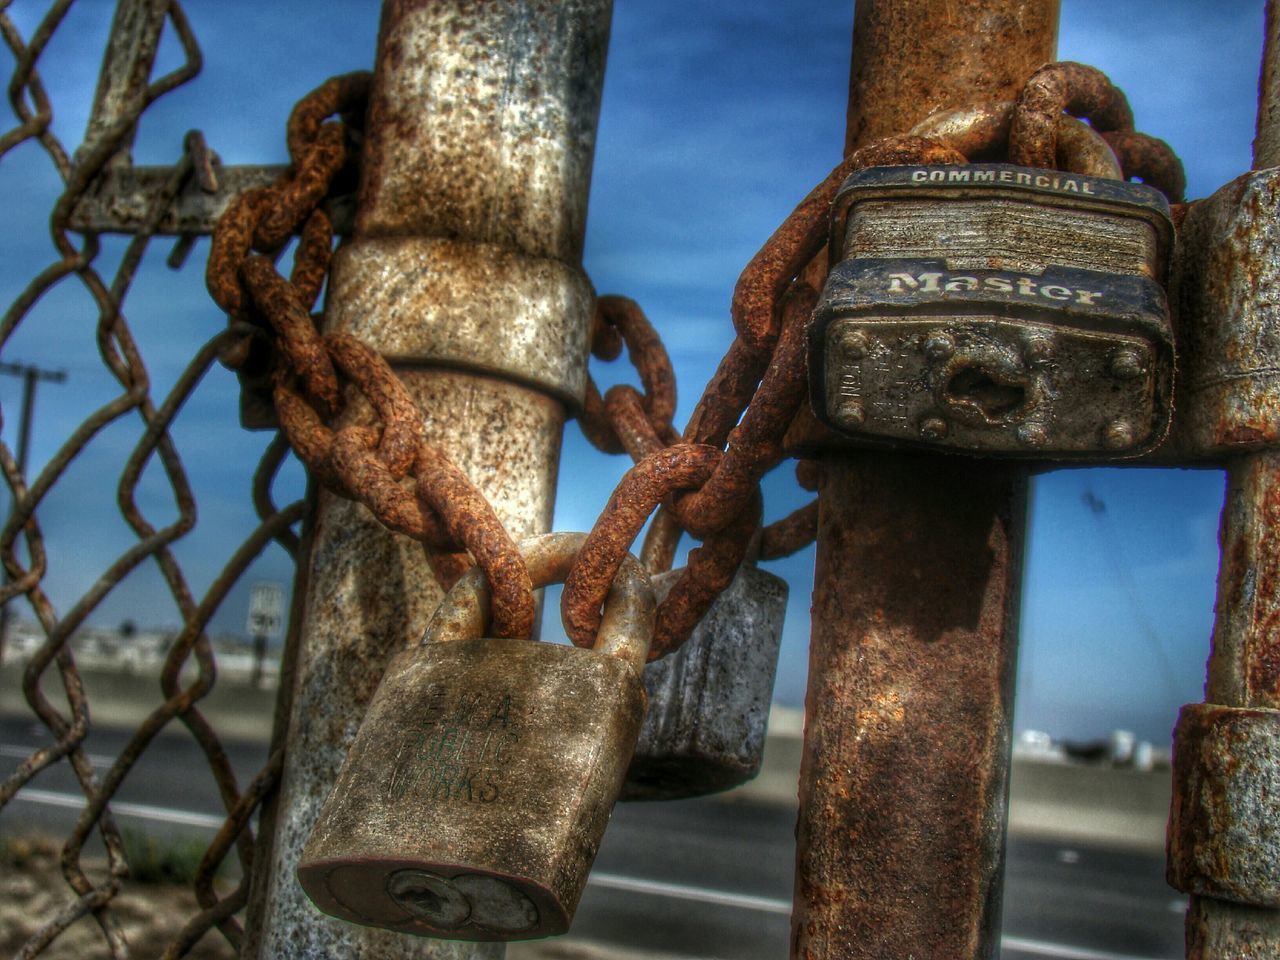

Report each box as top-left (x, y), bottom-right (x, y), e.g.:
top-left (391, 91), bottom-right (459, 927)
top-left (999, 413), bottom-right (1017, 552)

top-left (297, 532), bottom-right (653, 941)
top-left (809, 108), bottom-right (1175, 459)
top-left (622, 562), bottom-right (787, 801)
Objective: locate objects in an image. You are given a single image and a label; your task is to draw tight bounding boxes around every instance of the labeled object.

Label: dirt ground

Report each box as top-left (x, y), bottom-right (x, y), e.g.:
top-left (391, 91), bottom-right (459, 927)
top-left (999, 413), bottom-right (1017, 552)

top-left (0, 835), bottom-right (234, 959)
top-left (0, 835), bottom-right (666, 960)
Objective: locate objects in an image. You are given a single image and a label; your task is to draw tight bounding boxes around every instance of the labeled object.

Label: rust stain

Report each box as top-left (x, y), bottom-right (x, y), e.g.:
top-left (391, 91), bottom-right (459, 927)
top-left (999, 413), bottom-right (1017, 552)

top-left (797, 454), bottom-right (1024, 959)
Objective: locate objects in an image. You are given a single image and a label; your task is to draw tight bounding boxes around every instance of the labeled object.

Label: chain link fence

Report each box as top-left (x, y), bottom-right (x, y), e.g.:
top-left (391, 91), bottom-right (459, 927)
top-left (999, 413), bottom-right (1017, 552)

top-left (0, 2), bottom-right (307, 955)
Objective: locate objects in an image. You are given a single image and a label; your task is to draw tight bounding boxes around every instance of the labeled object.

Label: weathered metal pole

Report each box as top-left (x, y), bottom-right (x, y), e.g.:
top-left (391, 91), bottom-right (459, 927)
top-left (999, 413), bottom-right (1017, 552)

top-left (242, 3), bottom-right (611, 957)
top-left (1167, 3), bottom-right (1280, 954)
top-left (792, 4), bottom-right (1057, 958)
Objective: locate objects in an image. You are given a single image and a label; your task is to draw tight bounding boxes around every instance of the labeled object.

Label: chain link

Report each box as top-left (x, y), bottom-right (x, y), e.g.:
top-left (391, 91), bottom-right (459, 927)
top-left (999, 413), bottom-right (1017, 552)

top-left (1010, 61), bottom-right (1186, 201)
top-left (207, 59), bottom-right (1187, 661)
top-left (204, 75), bottom-right (536, 639)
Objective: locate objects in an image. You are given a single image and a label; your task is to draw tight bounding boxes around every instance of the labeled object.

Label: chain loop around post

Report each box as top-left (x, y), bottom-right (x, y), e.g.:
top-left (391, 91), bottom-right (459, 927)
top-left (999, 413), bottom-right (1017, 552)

top-left (207, 73), bottom-right (535, 635)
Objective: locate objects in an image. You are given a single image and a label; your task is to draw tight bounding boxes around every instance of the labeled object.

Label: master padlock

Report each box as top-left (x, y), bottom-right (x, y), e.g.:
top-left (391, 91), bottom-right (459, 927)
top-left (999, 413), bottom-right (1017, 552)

top-left (297, 532), bottom-right (654, 941)
top-left (809, 107), bottom-right (1176, 458)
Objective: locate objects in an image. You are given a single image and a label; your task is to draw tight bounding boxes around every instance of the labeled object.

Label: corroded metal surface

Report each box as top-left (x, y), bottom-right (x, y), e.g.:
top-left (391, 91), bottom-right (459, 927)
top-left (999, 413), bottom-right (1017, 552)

top-left (795, 3), bottom-right (1048, 956)
top-left (1168, 703), bottom-right (1280, 907)
top-left (1256, 0), bottom-right (1280, 170)
top-left (299, 534), bottom-right (653, 941)
top-left (1186, 897), bottom-right (1280, 959)
top-left (326, 237), bottom-right (594, 407)
top-left (1168, 13), bottom-right (1280, 953)
top-left (562, 445), bottom-right (720, 647)
top-left (844, 0), bottom-right (1060, 153)
top-left (249, 374), bottom-right (562, 960)
top-left (831, 165), bottom-right (1165, 276)
top-left (1100, 128), bottom-right (1186, 204)
top-left (247, 2), bottom-right (611, 955)
top-left (1205, 454), bottom-right (1280, 710)
top-left (1171, 169), bottom-right (1280, 456)
top-left (83, 0), bottom-right (168, 169)
top-left (68, 164), bottom-right (304, 235)
top-left (912, 103), bottom-right (1123, 179)
top-left (795, 456), bottom-right (1025, 960)
top-left (812, 164), bottom-right (1174, 458)
top-left (1008, 61), bottom-right (1133, 168)
top-left (1007, 60), bottom-right (1185, 202)
top-left (623, 564), bottom-right (787, 801)
top-left (580, 296), bottom-right (679, 455)
top-left (356, 0), bottom-right (610, 264)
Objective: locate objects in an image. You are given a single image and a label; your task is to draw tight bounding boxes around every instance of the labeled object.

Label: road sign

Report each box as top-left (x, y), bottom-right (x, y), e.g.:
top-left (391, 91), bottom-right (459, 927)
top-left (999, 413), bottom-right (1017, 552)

top-left (247, 581), bottom-right (285, 639)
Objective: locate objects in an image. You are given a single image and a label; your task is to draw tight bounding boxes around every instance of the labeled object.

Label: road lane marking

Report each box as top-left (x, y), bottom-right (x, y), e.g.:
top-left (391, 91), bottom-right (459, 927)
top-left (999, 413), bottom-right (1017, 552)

top-left (590, 873), bottom-right (1169, 960)
top-left (1, 743), bottom-right (115, 768)
top-left (998, 937), bottom-right (1166, 960)
top-left (589, 871), bottom-right (792, 914)
top-left (10, 788), bottom-right (226, 830)
top-left (1, 790), bottom-right (1174, 960)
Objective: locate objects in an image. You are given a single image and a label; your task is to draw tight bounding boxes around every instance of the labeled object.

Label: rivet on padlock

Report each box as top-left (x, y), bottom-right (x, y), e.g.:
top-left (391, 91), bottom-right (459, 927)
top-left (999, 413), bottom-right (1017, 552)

top-left (622, 561), bottom-right (787, 801)
top-left (808, 104), bottom-right (1175, 459)
top-left (296, 532), bottom-right (654, 941)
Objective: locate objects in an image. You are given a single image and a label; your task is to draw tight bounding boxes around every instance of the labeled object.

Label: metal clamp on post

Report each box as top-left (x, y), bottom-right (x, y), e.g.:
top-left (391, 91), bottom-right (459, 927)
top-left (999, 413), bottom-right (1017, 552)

top-left (326, 237), bottom-right (594, 410)
top-left (1168, 704), bottom-right (1280, 908)
top-left (1170, 168), bottom-right (1280, 457)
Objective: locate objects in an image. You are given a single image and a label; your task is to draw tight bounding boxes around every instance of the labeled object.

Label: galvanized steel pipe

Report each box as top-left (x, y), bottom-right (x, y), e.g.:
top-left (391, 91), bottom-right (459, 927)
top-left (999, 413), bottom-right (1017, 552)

top-left (241, 2), bottom-right (612, 957)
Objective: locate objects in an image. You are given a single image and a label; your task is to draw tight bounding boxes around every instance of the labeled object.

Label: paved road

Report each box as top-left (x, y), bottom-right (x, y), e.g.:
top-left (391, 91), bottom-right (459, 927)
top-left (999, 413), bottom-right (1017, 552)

top-left (1, 717), bottom-right (1184, 959)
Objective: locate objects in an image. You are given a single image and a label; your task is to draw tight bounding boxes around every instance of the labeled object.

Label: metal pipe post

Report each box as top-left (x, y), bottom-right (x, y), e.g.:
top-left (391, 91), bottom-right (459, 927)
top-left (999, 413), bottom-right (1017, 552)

top-left (1168, 4), bottom-right (1280, 953)
top-left (242, 3), bottom-right (612, 956)
top-left (80, 0), bottom-right (167, 169)
top-left (793, 4), bottom-right (1056, 958)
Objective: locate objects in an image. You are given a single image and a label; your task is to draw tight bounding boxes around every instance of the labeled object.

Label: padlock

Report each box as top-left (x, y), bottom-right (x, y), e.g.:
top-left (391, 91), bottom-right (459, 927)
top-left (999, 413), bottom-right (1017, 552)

top-left (296, 532), bottom-right (654, 941)
top-left (622, 562), bottom-right (787, 801)
top-left (808, 158), bottom-right (1175, 458)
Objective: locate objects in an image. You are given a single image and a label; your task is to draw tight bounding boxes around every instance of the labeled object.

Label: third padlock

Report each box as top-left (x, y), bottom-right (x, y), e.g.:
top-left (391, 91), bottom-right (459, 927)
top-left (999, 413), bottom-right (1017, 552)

top-left (622, 561), bottom-right (788, 801)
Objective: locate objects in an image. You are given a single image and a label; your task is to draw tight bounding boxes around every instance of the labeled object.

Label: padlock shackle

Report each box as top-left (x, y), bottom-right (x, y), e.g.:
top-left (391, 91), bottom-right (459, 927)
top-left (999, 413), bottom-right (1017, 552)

top-left (423, 532), bottom-right (655, 671)
top-left (910, 103), bottom-right (1122, 180)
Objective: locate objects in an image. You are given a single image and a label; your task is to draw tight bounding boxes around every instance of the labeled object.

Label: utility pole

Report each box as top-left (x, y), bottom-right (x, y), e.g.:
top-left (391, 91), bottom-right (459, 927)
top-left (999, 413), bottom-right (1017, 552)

top-left (0, 361), bottom-right (67, 479)
top-left (0, 360), bottom-right (67, 658)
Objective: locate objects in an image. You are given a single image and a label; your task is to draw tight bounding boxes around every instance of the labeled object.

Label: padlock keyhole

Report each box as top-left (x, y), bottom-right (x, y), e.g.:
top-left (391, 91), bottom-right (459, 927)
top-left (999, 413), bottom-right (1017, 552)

top-left (945, 366), bottom-right (1027, 422)
top-left (406, 888), bottom-right (447, 914)
top-left (386, 869), bottom-right (471, 928)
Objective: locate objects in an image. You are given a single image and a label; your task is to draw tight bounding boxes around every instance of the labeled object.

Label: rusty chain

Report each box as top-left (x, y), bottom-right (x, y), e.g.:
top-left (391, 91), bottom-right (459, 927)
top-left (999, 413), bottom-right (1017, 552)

top-left (563, 63), bottom-right (1184, 656)
top-left (205, 61), bottom-right (1187, 662)
top-left (204, 73), bottom-right (535, 639)
top-left (1009, 60), bottom-right (1186, 202)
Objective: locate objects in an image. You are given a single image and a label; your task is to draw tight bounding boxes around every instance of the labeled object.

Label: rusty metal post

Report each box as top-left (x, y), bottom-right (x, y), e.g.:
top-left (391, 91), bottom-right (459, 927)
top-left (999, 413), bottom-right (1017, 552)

top-left (241, 2), bottom-right (612, 957)
top-left (1166, 3), bottom-right (1280, 954)
top-left (792, 4), bottom-right (1055, 958)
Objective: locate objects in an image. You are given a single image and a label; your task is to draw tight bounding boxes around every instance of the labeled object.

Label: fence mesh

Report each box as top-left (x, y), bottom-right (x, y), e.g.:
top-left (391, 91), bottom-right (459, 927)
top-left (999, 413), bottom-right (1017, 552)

top-left (0, 2), bottom-right (303, 955)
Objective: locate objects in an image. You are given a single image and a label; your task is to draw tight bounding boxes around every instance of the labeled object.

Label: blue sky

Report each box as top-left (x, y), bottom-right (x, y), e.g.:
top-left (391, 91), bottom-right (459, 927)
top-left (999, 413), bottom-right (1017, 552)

top-left (0, 1), bottom-right (1269, 742)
